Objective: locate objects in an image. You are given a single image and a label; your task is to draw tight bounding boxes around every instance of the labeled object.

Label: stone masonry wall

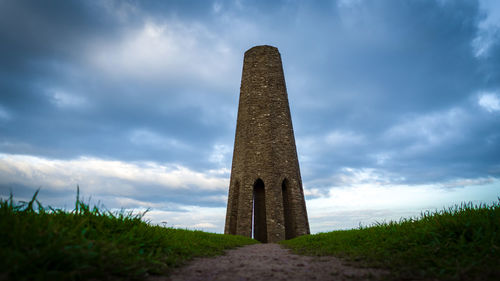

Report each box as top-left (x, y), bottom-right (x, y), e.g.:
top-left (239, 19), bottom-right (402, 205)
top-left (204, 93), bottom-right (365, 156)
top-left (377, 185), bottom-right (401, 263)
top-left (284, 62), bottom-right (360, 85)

top-left (224, 45), bottom-right (310, 243)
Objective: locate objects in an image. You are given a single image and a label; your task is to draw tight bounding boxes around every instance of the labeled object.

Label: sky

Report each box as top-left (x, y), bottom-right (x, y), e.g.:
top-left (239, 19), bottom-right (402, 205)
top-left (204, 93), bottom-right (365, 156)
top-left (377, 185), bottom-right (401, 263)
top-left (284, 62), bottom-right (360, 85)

top-left (0, 0), bottom-right (499, 234)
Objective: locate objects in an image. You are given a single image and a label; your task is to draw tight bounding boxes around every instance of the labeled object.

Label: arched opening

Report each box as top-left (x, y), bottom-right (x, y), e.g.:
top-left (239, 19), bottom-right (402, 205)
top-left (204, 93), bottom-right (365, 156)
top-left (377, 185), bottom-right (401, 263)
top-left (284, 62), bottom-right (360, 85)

top-left (229, 180), bottom-right (240, 234)
top-left (282, 179), bottom-right (296, 239)
top-left (252, 178), bottom-right (267, 243)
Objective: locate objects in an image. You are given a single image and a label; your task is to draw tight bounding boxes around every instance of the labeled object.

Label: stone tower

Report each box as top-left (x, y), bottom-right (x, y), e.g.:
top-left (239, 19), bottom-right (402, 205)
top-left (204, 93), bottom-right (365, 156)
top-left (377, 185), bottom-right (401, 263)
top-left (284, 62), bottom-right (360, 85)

top-left (224, 45), bottom-right (310, 243)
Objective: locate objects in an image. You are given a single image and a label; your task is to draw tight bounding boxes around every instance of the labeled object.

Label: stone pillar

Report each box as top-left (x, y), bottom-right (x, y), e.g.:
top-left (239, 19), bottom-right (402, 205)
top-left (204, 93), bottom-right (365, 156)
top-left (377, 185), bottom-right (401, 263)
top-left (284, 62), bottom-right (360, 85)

top-left (224, 45), bottom-right (310, 243)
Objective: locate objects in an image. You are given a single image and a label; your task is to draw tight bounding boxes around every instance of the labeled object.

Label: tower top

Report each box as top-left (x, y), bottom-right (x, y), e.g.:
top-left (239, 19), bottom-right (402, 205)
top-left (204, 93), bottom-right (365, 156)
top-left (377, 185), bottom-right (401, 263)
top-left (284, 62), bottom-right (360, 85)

top-left (244, 45), bottom-right (279, 56)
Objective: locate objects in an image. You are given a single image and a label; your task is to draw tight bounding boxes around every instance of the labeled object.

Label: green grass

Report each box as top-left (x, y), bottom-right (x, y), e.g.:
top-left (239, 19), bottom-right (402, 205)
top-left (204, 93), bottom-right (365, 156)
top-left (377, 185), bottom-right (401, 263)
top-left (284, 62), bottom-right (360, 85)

top-left (281, 201), bottom-right (500, 280)
top-left (0, 189), bottom-right (257, 281)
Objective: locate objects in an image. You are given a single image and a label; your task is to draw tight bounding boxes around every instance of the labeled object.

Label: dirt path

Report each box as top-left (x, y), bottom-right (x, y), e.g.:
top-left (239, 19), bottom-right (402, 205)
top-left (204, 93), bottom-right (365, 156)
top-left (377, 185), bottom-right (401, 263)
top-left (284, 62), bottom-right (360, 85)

top-left (153, 243), bottom-right (389, 281)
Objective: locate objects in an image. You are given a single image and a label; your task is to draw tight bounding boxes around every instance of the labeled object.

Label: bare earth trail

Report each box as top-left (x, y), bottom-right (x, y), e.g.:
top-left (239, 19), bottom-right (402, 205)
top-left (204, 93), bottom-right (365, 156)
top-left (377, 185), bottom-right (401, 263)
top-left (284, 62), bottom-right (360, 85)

top-left (154, 243), bottom-right (389, 281)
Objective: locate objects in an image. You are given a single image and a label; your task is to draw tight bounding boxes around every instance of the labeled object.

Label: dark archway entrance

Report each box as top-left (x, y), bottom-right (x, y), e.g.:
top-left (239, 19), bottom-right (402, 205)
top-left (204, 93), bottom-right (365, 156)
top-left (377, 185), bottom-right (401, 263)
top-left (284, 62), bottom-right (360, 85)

top-left (252, 178), bottom-right (267, 243)
top-left (282, 179), bottom-right (296, 239)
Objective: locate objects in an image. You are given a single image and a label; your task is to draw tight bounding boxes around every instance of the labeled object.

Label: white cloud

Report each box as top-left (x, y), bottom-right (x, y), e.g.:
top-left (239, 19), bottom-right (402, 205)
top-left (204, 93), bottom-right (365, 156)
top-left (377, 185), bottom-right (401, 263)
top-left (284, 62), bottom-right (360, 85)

top-left (304, 187), bottom-right (322, 198)
top-left (0, 153), bottom-right (228, 194)
top-left (88, 20), bottom-right (239, 88)
top-left (372, 152), bottom-right (391, 165)
top-left (337, 167), bottom-right (405, 186)
top-left (304, 167), bottom-right (405, 194)
top-left (143, 206), bottom-right (226, 232)
top-left (478, 92), bottom-right (500, 112)
top-left (306, 177), bottom-right (500, 232)
top-left (193, 222), bottom-right (217, 229)
top-left (113, 197), bottom-right (166, 209)
top-left (472, 34), bottom-right (495, 58)
top-left (0, 105), bottom-right (11, 121)
top-left (440, 177), bottom-right (495, 188)
top-left (206, 167), bottom-right (231, 177)
top-left (325, 130), bottom-right (365, 147)
top-left (209, 144), bottom-right (232, 167)
top-left (473, 0), bottom-right (500, 58)
top-left (0, 154), bottom-right (231, 233)
top-left (1, 153), bottom-right (498, 234)
top-left (303, 164), bottom-right (499, 232)
top-left (384, 108), bottom-right (466, 151)
top-left (49, 90), bottom-right (88, 108)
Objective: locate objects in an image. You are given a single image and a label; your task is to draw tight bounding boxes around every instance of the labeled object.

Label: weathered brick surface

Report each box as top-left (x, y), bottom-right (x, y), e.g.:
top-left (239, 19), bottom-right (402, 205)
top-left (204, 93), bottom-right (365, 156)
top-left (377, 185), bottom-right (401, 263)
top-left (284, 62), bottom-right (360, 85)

top-left (224, 45), bottom-right (310, 243)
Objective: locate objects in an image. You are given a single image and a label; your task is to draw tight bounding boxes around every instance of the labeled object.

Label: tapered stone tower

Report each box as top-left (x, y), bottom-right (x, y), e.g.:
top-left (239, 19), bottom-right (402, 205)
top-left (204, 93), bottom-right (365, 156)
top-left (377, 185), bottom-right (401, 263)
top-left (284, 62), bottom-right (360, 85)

top-left (224, 45), bottom-right (310, 243)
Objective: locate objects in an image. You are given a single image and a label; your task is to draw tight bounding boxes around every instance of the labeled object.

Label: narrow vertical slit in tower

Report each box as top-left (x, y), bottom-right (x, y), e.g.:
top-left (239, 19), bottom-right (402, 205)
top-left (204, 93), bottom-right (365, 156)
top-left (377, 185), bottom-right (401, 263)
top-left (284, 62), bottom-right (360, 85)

top-left (229, 180), bottom-right (240, 234)
top-left (253, 178), bottom-right (267, 243)
top-left (282, 179), bottom-right (296, 239)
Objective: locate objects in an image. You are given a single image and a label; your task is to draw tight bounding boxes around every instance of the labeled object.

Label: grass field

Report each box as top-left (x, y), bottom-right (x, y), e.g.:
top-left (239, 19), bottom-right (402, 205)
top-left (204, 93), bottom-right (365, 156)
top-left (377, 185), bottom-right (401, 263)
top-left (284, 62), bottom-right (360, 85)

top-left (281, 200), bottom-right (500, 281)
top-left (3, 188), bottom-right (498, 281)
top-left (0, 188), bottom-right (257, 281)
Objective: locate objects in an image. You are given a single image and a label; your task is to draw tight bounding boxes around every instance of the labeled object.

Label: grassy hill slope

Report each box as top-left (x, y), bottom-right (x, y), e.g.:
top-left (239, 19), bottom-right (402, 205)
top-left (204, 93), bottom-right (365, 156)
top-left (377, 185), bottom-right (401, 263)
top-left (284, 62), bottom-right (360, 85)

top-left (0, 189), bottom-right (257, 280)
top-left (281, 201), bottom-right (500, 280)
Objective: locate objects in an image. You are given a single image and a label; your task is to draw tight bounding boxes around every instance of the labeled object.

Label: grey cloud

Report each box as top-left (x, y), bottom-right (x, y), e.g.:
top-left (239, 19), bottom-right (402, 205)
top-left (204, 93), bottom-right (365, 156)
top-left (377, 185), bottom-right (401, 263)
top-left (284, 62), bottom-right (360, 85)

top-left (0, 0), bottom-right (238, 170)
top-left (285, 0), bottom-right (500, 187)
top-left (0, 0), bottom-right (499, 209)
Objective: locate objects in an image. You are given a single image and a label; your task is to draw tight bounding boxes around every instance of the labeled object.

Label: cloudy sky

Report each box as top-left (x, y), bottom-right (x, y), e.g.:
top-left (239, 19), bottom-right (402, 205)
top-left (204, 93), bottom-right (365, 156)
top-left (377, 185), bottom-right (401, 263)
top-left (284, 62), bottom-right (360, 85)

top-left (1, 0), bottom-right (499, 233)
